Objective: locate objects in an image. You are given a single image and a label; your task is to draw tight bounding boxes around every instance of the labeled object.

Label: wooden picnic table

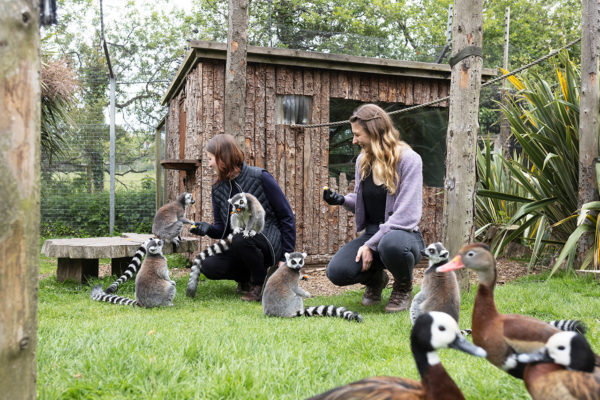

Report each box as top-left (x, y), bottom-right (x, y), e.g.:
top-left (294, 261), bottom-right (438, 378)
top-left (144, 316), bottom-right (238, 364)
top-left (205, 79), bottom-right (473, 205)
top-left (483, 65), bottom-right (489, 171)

top-left (41, 233), bottom-right (199, 283)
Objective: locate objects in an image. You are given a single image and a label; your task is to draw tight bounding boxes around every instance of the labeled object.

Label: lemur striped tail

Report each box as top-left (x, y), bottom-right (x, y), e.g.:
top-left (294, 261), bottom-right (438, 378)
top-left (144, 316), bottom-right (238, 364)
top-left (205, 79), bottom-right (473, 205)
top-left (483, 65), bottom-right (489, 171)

top-left (186, 234), bottom-right (233, 298)
top-left (104, 240), bottom-right (150, 294)
top-left (548, 319), bottom-right (587, 334)
top-left (298, 305), bottom-right (363, 322)
top-left (90, 285), bottom-right (140, 306)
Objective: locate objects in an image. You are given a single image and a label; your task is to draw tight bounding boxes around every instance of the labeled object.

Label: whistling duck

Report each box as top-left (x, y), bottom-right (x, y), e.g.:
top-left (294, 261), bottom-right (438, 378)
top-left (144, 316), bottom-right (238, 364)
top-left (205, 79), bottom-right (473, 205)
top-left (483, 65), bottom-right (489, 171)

top-left (517, 331), bottom-right (600, 399)
top-left (411, 242), bottom-right (460, 324)
top-left (437, 243), bottom-right (597, 379)
top-left (306, 311), bottom-right (487, 400)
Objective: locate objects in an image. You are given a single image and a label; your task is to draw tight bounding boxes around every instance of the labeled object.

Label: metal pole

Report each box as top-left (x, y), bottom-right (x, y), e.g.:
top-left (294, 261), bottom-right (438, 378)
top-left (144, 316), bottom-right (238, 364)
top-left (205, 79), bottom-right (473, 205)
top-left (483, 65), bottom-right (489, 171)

top-left (499, 6), bottom-right (511, 154)
top-left (109, 77), bottom-right (116, 234)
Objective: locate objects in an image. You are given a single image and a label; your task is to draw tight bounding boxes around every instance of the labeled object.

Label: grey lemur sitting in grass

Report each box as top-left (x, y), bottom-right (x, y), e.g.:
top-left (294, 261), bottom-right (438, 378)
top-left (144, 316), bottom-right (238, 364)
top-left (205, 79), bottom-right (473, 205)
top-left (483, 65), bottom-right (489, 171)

top-left (410, 242), bottom-right (460, 324)
top-left (91, 238), bottom-right (176, 307)
top-left (104, 192), bottom-right (194, 294)
top-left (186, 192), bottom-right (265, 297)
top-left (262, 252), bottom-right (363, 322)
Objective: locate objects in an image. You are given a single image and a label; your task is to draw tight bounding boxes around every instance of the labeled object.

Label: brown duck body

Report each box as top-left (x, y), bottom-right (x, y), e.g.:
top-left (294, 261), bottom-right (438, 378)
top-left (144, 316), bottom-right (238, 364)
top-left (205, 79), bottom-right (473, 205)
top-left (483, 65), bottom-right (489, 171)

top-left (523, 364), bottom-right (600, 400)
top-left (439, 243), bottom-right (562, 379)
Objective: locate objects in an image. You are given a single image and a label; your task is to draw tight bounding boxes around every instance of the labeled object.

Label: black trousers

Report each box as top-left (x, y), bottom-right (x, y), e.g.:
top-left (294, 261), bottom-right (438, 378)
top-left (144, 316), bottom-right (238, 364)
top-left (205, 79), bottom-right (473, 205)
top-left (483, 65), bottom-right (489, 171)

top-left (326, 225), bottom-right (425, 287)
top-left (200, 233), bottom-right (276, 286)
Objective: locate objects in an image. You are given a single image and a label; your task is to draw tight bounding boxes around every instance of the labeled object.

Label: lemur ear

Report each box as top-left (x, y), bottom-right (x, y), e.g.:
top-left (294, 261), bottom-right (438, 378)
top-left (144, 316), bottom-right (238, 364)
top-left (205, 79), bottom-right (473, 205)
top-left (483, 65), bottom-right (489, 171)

top-left (284, 252), bottom-right (290, 261)
top-left (302, 252), bottom-right (307, 258)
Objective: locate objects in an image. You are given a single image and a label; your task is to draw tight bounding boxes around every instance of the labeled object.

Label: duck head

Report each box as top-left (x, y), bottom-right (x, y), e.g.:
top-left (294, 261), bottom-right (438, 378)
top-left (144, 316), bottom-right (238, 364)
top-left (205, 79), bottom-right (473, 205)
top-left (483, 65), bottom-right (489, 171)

top-left (517, 331), bottom-right (596, 373)
top-left (436, 243), bottom-right (496, 285)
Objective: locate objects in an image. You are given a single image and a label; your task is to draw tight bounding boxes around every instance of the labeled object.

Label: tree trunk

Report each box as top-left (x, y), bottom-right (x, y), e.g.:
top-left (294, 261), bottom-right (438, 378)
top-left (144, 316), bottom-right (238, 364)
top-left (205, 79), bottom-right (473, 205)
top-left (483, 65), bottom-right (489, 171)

top-left (224, 0), bottom-right (249, 148)
top-left (578, 0), bottom-right (600, 265)
top-left (0, 0), bottom-right (40, 398)
top-left (442, 0), bottom-right (484, 291)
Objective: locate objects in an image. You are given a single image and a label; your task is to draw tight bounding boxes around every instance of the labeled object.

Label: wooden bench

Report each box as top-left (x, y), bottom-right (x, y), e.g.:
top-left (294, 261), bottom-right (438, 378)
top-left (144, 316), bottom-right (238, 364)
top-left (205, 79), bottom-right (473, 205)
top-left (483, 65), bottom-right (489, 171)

top-left (41, 233), bottom-right (199, 283)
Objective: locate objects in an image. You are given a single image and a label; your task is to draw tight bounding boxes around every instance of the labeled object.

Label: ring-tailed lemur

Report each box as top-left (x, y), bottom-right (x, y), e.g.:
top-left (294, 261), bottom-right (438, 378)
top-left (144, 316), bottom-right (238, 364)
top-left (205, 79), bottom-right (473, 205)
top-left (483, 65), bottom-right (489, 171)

top-left (410, 242), bottom-right (460, 325)
top-left (103, 192), bottom-right (194, 294)
top-left (153, 192), bottom-right (195, 248)
top-left (262, 252), bottom-right (363, 322)
top-left (186, 192), bottom-right (266, 298)
top-left (91, 238), bottom-right (176, 307)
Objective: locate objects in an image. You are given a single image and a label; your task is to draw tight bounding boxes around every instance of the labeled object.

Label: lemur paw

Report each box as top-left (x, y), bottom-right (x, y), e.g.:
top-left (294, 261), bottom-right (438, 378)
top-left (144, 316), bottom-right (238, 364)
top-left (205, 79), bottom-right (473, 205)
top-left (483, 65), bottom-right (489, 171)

top-left (233, 227), bottom-right (242, 234)
top-left (305, 291), bottom-right (311, 298)
top-left (243, 231), bottom-right (250, 238)
top-left (248, 230), bottom-right (257, 237)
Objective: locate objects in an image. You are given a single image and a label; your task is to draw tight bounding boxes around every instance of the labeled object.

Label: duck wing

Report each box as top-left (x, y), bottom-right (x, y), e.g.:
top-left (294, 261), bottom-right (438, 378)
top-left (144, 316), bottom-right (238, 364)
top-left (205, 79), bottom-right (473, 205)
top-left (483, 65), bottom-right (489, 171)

top-left (306, 376), bottom-right (423, 400)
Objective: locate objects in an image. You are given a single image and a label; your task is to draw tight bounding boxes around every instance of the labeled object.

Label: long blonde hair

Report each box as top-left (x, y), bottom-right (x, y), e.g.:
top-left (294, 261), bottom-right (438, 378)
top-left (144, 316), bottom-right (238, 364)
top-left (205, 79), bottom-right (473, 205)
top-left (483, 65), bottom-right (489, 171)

top-left (350, 104), bottom-right (406, 193)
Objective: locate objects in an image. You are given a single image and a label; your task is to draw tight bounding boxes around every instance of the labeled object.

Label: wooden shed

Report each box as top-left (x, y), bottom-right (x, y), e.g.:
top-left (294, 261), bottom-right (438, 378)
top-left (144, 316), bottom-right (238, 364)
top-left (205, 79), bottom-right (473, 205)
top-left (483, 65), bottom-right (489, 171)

top-left (159, 40), bottom-right (496, 265)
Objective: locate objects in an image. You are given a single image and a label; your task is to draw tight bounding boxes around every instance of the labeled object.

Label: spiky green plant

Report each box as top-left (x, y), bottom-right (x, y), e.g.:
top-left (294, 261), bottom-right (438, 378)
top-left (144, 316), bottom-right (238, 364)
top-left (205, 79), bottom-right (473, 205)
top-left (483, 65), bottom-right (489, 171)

top-left (480, 52), bottom-right (581, 271)
top-left (476, 138), bottom-right (531, 243)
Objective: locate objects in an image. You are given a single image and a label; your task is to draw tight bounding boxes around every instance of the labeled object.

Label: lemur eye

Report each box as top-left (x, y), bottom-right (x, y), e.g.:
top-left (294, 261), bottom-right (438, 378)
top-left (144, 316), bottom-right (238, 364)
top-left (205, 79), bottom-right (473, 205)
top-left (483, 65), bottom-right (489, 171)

top-left (429, 249), bottom-right (434, 254)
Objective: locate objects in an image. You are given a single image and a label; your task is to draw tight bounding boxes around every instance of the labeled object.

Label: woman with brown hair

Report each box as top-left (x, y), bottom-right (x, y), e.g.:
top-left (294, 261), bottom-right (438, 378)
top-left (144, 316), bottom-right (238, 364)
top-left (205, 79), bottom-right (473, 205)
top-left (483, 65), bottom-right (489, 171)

top-left (190, 134), bottom-right (295, 301)
top-left (323, 103), bottom-right (425, 313)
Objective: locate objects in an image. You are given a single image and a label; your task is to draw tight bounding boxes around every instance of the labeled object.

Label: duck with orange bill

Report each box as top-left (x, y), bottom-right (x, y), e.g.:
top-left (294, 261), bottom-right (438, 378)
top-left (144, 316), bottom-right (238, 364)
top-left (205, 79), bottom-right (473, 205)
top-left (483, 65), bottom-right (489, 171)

top-left (436, 243), bottom-right (597, 379)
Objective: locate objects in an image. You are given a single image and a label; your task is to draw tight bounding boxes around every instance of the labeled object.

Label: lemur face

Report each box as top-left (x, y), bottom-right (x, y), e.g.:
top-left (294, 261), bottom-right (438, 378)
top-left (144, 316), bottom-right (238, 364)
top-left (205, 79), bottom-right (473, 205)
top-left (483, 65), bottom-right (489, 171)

top-left (421, 242), bottom-right (449, 264)
top-left (228, 193), bottom-right (247, 213)
top-left (147, 239), bottom-right (164, 255)
top-left (184, 192), bottom-right (195, 205)
top-left (284, 252), bottom-right (308, 270)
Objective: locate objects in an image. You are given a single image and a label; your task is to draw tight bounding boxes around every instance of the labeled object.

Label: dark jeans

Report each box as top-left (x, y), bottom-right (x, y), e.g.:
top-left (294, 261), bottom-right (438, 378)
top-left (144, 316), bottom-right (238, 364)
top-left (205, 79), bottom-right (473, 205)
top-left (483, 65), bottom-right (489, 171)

top-left (326, 225), bottom-right (425, 287)
top-left (200, 233), bottom-right (276, 286)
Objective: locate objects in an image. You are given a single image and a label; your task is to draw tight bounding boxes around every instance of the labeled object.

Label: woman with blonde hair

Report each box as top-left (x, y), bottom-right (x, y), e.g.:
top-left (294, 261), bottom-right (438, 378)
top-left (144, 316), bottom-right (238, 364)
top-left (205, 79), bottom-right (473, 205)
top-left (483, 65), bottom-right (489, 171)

top-left (323, 103), bottom-right (425, 312)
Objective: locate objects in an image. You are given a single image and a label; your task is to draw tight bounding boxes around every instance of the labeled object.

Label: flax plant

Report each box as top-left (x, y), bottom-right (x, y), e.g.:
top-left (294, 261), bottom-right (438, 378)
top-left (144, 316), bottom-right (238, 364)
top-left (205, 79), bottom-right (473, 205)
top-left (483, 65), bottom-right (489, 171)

top-left (478, 52), bottom-right (581, 271)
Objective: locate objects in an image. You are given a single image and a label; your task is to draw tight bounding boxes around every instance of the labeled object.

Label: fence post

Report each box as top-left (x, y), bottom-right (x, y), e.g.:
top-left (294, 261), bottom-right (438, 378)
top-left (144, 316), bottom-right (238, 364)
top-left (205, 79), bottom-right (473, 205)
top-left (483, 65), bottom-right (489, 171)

top-left (0, 0), bottom-right (40, 397)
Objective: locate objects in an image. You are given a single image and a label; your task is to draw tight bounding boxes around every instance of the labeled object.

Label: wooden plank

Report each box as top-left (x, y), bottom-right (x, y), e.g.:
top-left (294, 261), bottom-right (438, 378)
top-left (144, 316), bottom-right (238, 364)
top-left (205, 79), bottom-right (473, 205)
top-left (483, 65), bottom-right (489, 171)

top-left (265, 65), bottom-right (277, 178)
top-left (405, 79), bottom-right (414, 105)
top-left (328, 176), bottom-right (338, 255)
top-left (338, 173), bottom-right (348, 249)
top-left (413, 79), bottom-right (422, 105)
top-left (339, 72), bottom-right (349, 99)
top-left (201, 62), bottom-right (215, 250)
top-left (440, 80), bottom-right (450, 107)
top-left (245, 64), bottom-right (256, 165)
top-left (254, 64), bottom-right (266, 168)
top-left (293, 67), bottom-right (303, 95)
top-left (360, 73), bottom-right (371, 102)
top-left (370, 75), bottom-right (379, 102)
top-left (213, 61), bottom-right (225, 135)
top-left (350, 72), bottom-right (361, 100)
top-left (319, 71), bottom-right (331, 257)
top-left (397, 78), bottom-right (406, 104)
top-left (57, 258), bottom-right (99, 283)
top-left (388, 77), bottom-right (397, 103)
top-left (378, 76), bottom-right (388, 102)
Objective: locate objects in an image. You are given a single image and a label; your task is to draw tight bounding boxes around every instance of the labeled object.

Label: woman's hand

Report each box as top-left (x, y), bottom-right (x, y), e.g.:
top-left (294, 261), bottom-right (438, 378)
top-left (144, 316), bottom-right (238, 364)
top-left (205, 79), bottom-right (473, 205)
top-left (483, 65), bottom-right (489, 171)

top-left (355, 245), bottom-right (373, 272)
top-left (323, 187), bottom-right (345, 205)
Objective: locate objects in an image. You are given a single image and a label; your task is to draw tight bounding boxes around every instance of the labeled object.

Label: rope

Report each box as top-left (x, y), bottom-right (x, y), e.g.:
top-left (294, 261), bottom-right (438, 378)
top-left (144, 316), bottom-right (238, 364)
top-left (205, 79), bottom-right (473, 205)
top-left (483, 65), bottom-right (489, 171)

top-left (291, 37), bottom-right (582, 129)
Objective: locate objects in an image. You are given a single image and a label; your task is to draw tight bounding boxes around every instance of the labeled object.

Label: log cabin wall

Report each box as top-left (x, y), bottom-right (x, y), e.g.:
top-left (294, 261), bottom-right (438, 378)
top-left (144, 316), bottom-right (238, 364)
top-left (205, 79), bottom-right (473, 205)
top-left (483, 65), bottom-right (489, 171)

top-left (166, 59), bottom-right (448, 264)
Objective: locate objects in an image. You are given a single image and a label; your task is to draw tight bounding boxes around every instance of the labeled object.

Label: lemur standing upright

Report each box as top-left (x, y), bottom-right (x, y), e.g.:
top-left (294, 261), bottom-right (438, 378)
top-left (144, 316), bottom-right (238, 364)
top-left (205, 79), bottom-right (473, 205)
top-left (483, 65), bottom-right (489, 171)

top-left (410, 242), bottom-right (460, 324)
top-left (186, 192), bottom-right (266, 298)
top-left (262, 252), bottom-right (363, 322)
top-left (104, 192), bottom-right (195, 294)
top-left (91, 238), bottom-right (176, 307)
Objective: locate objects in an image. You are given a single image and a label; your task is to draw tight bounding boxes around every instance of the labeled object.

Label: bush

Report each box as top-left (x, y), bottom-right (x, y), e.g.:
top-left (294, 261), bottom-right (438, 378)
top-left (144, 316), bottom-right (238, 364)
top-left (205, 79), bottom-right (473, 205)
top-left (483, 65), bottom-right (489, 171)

top-left (41, 189), bottom-right (155, 237)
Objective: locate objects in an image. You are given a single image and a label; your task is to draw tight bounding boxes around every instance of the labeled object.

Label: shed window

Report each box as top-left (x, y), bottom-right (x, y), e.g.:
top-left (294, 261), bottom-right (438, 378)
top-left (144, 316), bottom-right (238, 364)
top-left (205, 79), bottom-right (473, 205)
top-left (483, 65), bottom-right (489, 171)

top-left (276, 95), bottom-right (312, 124)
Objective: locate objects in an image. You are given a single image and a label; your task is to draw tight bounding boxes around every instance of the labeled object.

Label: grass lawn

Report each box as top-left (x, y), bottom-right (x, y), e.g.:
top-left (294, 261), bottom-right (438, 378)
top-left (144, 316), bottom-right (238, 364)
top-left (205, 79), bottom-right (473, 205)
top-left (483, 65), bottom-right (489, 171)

top-left (37, 261), bottom-right (600, 399)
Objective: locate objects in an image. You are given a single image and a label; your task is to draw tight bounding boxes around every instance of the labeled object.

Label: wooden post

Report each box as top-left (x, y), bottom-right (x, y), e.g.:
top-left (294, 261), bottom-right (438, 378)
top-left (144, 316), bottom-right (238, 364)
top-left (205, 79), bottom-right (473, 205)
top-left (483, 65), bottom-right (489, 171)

top-left (578, 0), bottom-right (600, 263)
top-left (224, 0), bottom-right (249, 148)
top-left (499, 6), bottom-right (511, 156)
top-left (442, 0), bottom-right (484, 290)
top-left (0, 0), bottom-right (40, 398)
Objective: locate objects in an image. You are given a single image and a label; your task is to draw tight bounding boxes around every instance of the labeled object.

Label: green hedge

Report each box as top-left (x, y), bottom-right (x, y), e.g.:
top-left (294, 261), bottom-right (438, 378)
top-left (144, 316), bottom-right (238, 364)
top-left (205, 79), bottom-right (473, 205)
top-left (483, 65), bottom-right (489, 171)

top-left (41, 189), bottom-right (155, 237)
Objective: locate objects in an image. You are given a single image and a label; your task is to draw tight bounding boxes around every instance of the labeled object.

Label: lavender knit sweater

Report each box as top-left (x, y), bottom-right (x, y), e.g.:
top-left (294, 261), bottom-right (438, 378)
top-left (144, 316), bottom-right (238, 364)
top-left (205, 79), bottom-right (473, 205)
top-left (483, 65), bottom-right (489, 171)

top-left (343, 148), bottom-right (423, 251)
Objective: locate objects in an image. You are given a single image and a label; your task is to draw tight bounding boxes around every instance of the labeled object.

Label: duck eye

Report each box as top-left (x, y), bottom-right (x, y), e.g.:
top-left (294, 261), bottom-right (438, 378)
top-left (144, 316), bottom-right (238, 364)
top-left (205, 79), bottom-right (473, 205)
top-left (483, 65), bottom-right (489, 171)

top-left (558, 345), bottom-right (565, 351)
top-left (438, 325), bottom-right (446, 331)
top-left (467, 251), bottom-right (475, 257)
